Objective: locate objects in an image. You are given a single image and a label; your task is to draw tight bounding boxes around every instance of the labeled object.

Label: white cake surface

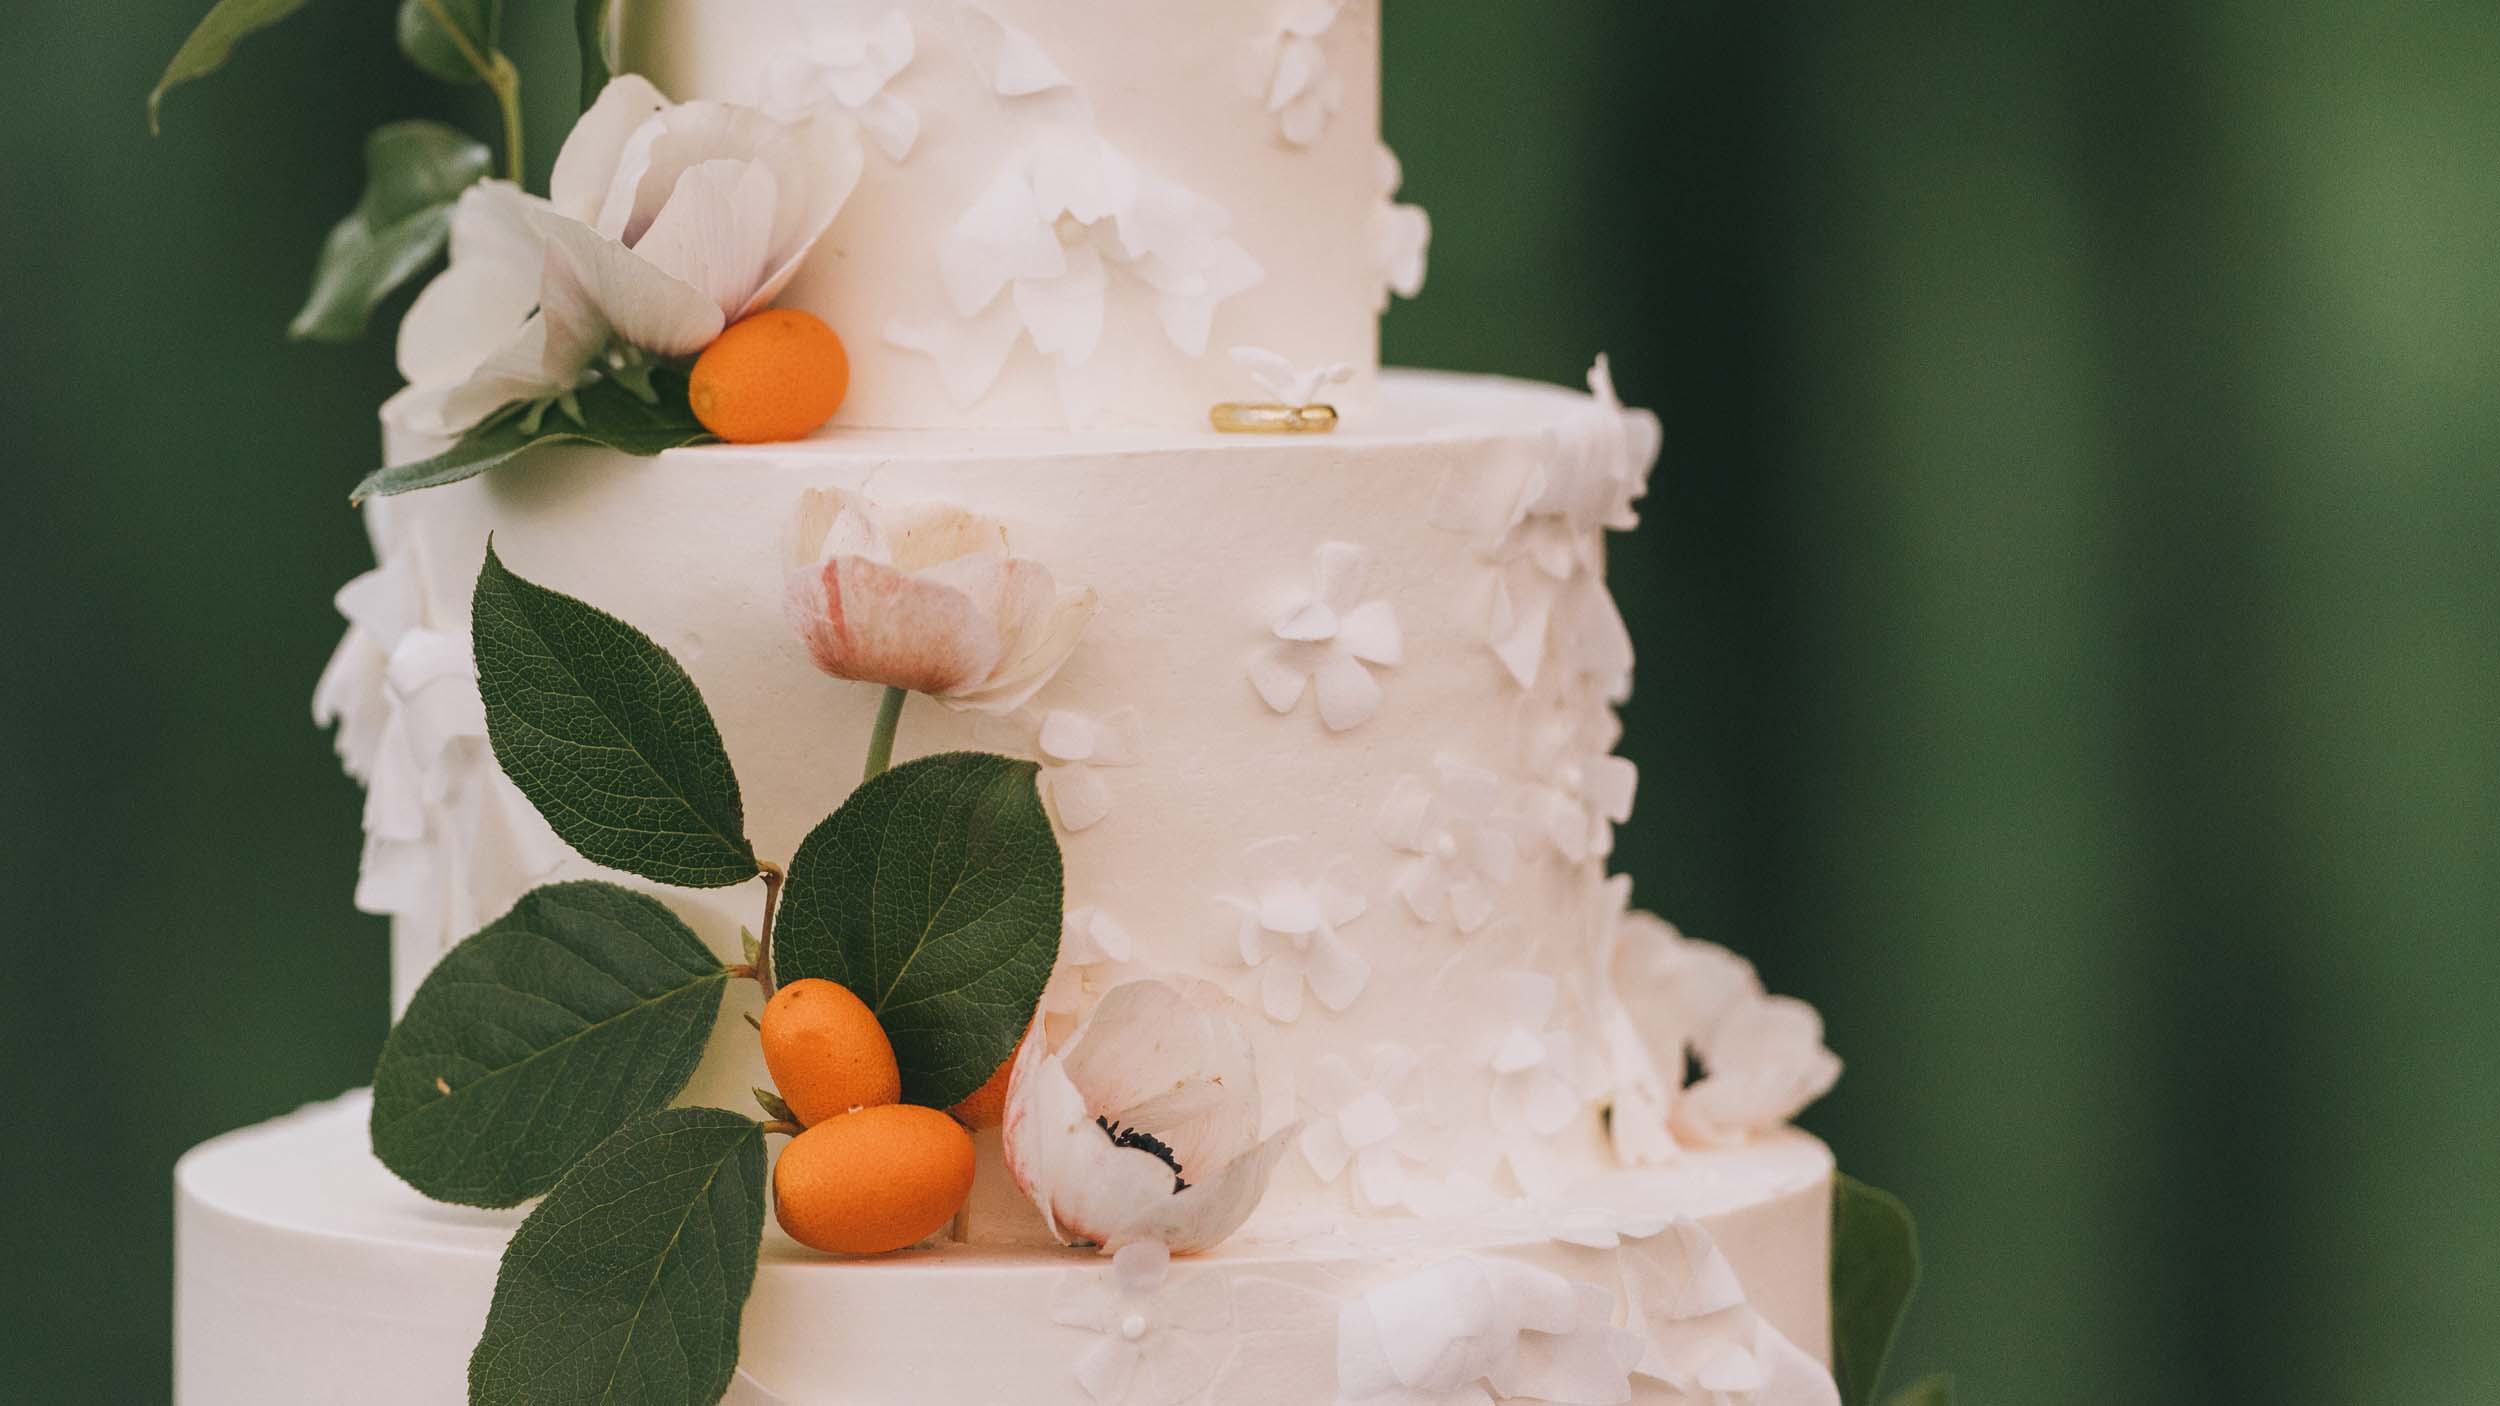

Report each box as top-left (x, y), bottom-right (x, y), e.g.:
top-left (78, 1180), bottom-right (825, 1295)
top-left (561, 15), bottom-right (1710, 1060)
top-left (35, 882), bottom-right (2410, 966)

top-left (350, 369), bottom-right (1667, 1243)
top-left (617, 0), bottom-right (1399, 430)
top-left (176, 1091), bottom-right (1833, 1406)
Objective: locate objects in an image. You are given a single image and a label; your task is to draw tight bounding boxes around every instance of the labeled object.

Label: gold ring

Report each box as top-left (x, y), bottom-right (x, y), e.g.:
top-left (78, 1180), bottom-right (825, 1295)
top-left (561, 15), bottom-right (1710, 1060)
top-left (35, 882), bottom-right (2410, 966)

top-left (1211, 402), bottom-right (1339, 434)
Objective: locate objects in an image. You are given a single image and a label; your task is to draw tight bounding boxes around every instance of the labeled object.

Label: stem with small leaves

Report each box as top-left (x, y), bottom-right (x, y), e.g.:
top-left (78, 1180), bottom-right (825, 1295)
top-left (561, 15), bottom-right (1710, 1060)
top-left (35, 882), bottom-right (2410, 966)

top-left (415, 0), bottom-right (526, 184)
top-left (863, 686), bottom-right (908, 782)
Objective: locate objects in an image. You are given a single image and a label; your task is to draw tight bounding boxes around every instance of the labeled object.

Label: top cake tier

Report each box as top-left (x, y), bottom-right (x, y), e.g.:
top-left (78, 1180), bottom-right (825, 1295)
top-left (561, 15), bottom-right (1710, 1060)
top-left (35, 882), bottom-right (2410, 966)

top-left (617, 0), bottom-right (1404, 431)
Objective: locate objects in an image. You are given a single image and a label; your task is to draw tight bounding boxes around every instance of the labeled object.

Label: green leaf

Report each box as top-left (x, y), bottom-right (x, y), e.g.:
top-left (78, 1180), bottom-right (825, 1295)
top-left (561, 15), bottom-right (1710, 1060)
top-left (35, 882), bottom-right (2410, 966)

top-left (371, 882), bottom-right (730, 1208)
top-left (148, 0), bottom-right (316, 134)
top-left (472, 542), bottom-right (759, 888)
top-left (576, 0), bottom-right (614, 112)
top-left (289, 120), bottom-right (490, 343)
top-left (351, 370), bottom-right (713, 503)
top-left (776, 752), bottom-right (1063, 1109)
top-left (1833, 1174), bottom-right (1924, 1406)
top-left (1888, 1375), bottom-right (1955, 1406)
top-left (469, 1108), bottom-right (765, 1406)
top-left (397, 0), bottom-right (498, 85)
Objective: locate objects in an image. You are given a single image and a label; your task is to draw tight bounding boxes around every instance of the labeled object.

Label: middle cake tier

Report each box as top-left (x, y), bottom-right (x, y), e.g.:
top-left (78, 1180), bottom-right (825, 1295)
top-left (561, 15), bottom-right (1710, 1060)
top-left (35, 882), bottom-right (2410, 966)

top-left (346, 369), bottom-right (1660, 1241)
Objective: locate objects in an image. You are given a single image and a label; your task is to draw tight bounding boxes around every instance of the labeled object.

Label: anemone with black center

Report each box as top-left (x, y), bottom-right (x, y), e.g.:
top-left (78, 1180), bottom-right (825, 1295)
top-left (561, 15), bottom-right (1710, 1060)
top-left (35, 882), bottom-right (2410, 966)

top-left (1096, 1116), bottom-right (1190, 1193)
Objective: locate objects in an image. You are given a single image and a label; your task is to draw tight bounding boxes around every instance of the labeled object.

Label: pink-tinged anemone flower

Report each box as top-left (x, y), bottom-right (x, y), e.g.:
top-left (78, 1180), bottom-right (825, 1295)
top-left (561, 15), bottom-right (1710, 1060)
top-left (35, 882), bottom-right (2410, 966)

top-left (782, 487), bottom-right (1098, 713)
top-left (1001, 981), bottom-right (1295, 1255)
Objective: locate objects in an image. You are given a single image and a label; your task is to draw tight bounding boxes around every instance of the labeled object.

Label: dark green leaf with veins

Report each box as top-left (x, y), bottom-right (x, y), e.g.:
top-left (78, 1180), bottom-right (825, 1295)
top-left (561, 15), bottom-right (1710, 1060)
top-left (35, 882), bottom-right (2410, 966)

top-left (351, 369), bottom-right (712, 503)
top-left (1832, 1174), bottom-right (1924, 1406)
top-left (469, 1108), bottom-right (765, 1406)
top-left (290, 120), bottom-right (490, 344)
top-left (776, 752), bottom-right (1063, 1109)
top-left (397, 0), bottom-right (499, 86)
top-left (147, 0), bottom-right (317, 134)
top-left (371, 882), bottom-right (730, 1208)
top-left (471, 542), bottom-right (757, 887)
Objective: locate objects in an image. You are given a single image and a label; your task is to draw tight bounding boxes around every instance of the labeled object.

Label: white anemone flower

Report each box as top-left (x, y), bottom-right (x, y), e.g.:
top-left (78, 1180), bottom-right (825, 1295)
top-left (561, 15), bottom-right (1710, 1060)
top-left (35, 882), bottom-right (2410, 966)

top-left (385, 75), bottom-right (862, 440)
top-left (1002, 981), bottom-right (1295, 1255)
top-left (1207, 837), bottom-right (1371, 1023)
top-left (782, 487), bottom-right (1099, 713)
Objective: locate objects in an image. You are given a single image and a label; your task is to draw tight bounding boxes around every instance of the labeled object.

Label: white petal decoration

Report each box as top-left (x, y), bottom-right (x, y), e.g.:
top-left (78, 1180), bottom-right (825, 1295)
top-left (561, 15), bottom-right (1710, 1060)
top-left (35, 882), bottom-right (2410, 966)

top-left (1337, 1257), bottom-right (1641, 1405)
top-left (1249, 545), bottom-right (1400, 732)
top-left (1374, 145), bottom-right (1432, 309)
top-left (891, 115), bottom-right (1263, 411)
top-left (1230, 346), bottom-right (1352, 407)
top-left (1051, 1241), bottom-right (1229, 1406)
top-left (1209, 839), bottom-right (1373, 1024)
top-left (753, 10), bottom-right (921, 161)
top-left (1380, 756), bottom-right (1523, 935)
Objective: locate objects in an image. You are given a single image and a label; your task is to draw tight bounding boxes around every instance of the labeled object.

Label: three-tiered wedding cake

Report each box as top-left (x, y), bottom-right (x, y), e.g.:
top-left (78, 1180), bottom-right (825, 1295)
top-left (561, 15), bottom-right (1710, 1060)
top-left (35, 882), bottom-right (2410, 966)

top-left (173, 3), bottom-right (1850, 1403)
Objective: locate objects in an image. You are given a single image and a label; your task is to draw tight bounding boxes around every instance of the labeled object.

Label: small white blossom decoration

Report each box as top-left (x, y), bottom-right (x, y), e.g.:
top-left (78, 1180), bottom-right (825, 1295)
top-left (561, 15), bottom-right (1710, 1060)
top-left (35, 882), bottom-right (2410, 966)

top-left (1523, 706), bottom-right (1639, 865)
top-left (1336, 1256), bottom-right (1645, 1405)
top-left (1618, 1219), bottom-right (1840, 1405)
top-left (888, 129), bottom-right (1264, 408)
top-left (1374, 145), bottom-right (1432, 310)
top-left (1379, 756), bottom-right (1520, 933)
top-left (1050, 1241), bottom-right (1231, 1406)
top-left (1034, 708), bottom-right (1142, 831)
top-left (1041, 905), bottom-right (1138, 1023)
top-left (1264, 0), bottom-right (1347, 147)
top-left (1230, 346), bottom-right (1353, 407)
top-left (1611, 906), bottom-right (1842, 1147)
top-left (1207, 838), bottom-right (1371, 1022)
top-left (752, 9), bottom-right (920, 160)
top-left (1247, 542), bottom-right (1403, 732)
top-left (1296, 1044), bottom-right (1437, 1214)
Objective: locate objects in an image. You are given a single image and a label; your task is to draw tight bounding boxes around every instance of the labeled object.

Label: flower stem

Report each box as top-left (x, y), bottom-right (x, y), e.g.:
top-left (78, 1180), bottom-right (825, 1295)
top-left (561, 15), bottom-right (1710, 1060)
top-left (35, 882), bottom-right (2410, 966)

top-left (415, 0), bottom-right (526, 184)
top-left (751, 860), bottom-right (786, 997)
top-left (863, 686), bottom-right (908, 782)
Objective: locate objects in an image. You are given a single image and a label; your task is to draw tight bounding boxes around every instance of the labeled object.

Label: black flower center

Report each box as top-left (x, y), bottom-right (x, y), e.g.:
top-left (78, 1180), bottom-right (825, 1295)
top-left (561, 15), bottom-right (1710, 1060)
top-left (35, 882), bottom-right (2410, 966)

top-left (1097, 1116), bottom-right (1190, 1194)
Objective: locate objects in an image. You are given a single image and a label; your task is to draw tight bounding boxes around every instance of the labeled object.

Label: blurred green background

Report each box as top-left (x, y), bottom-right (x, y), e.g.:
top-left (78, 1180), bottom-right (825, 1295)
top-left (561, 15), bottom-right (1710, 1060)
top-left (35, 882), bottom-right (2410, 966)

top-left (4, 1), bottom-right (2495, 1401)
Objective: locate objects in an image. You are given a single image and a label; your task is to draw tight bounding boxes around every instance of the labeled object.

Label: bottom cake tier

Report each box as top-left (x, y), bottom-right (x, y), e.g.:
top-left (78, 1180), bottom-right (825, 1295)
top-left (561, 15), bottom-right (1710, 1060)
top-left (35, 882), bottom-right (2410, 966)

top-left (176, 1093), bottom-right (1837, 1405)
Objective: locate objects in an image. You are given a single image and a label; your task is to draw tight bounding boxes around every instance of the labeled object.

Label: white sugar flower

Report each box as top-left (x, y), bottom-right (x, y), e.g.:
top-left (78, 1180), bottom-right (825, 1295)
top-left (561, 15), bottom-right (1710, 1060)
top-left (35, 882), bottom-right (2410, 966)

top-left (1524, 707), bottom-right (1640, 865)
top-left (1373, 145), bottom-right (1432, 310)
top-left (1611, 908), bottom-right (1841, 1147)
top-left (1336, 1256), bottom-right (1644, 1406)
top-left (1480, 970), bottom-right (1598, 1143)
top-left (888, 129), bottom-right (1264, 408)
top-left (753, 9), bottom-right (919, 160)
top-left (1297, 1045), bottom-right (1436, 1214)
top-left (1229, 346), bottom-right (1352, 408)
top-left (991, 707), bottom-right (1142, 831)
top-left (1207, 838), bottom-right (1371, 1023)
top-left (385, 76), bottom-right (861, 440)
top-left (1043, 906), bottom-right (1139, 1022)
top-left (1248, 542), bottom-right (1403, 732)
top-left (1003, 981), bottom-right (1295, 1254)
top-left (782, 487), bottom-right (1099, 713)
top-left (1619, 1220), bottom-right (1839, 1405)
top-left (1265, 1), bottom-right (1347, 147)
top-left (1050, 1241), bottom-right (1231, 1406)
top-left (1379, 756), bottom-right (1520, 933)
top-left (313, 515), bottom-right (567, 965)
top-left (1585, 880), bottom-right (1675, 1169)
